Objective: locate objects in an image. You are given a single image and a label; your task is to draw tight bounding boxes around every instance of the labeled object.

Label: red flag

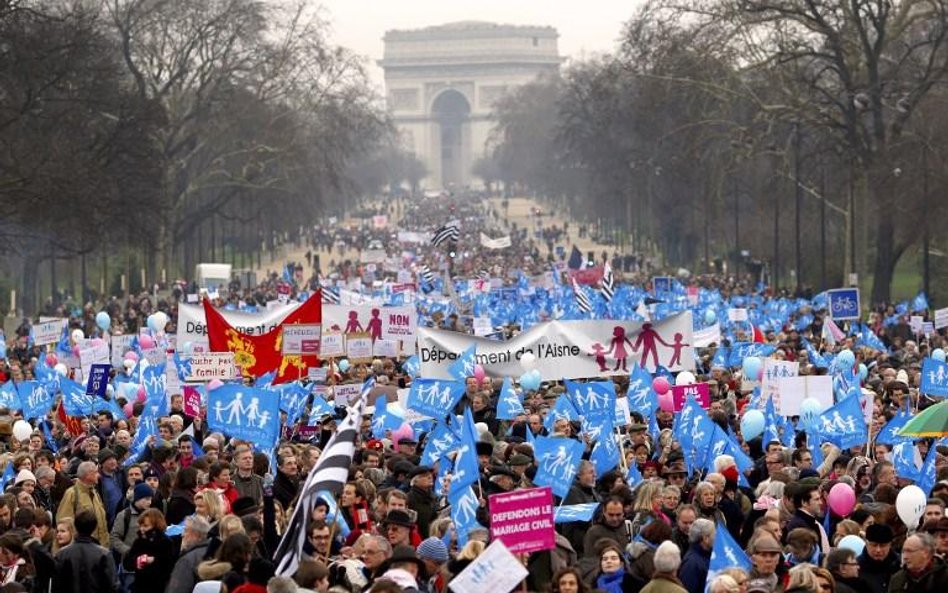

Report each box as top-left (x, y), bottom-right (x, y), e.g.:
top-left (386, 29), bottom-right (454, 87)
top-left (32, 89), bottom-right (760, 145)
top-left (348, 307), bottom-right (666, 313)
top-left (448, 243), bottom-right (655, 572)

top-left (752, 324), bottom-right (766, 344)
top-left (202, 293), bottom-right (322, 384)
top-left (57, 403), bottom-right (84, 437)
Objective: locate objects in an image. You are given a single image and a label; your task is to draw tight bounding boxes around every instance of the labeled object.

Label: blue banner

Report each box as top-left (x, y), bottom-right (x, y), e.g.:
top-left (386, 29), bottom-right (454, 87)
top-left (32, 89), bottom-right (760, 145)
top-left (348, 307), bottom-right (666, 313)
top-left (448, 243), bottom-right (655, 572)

top-left (817, 394), bottom-right (867, 450)
top-left (208, 384), bottom-right (280, 449)
top-left (16, 381), bottom-right (53, 420)
top-left (406, 378), bottom-right (466, 419)
top-left (534, 436), bottom-right (584, 499)
top-left (495, 377), bottom-right (524, 420)
top-left (921, 358), bottom-right (948, 397)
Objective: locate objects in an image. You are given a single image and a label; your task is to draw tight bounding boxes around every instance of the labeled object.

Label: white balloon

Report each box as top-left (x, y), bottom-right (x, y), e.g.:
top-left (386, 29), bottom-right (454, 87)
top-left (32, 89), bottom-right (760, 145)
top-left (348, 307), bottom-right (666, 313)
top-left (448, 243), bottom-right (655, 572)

top-left (12, 420), bottom-right (32, 442)
top-left (155, 311), bottom-right (169, 330)
top-left (520, 351), bottom-right (537, 371)
top-left (54, 363), bottom-right (68, 376)
top-left (896, 485), bottom-right (927, 528)
top-left (675, 371), bottom-right (697, 386)
top-left (70, 328), bottom-right (84, 343)
top-left (123, 359), bottom-right (135, 370)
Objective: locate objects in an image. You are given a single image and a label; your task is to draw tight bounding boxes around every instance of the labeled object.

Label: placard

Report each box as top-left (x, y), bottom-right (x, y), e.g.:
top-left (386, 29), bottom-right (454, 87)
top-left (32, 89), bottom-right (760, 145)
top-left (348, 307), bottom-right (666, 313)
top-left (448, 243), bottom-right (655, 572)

top-left (320, 331), bottom-right (345, 358)
top-left (777, 376), bottom-right (834, 416)
top-left (373, 339), bottom-right (398, 358)
top-left (32, 319), bottom-right (63, 346)
top-left (346, 333), bottom-right (373, 362)
top-left (333, 383), bottom-right (362, 407)
top-left (79, 342), bottom-right (110, 383)
top-left (165, 354), bottom-right (181, 395)
top-left (671, 383), bottom-right (711, 411)
top-left (489, 487), bottom-right (555, 555)
top-left (827, 288), bottom-right (861, 321)
top-left (760, 359), bottom-right (798, 410)
top-left (111, 335), bottom-right (135, 366)
top-left (182, 385), bottom-right (202, 417)
top-left (282, 324), bottom-right (321, 355)
top-left (473, 317), bottom-right (493, 337)
top-left (308, 367), bottom-right (328, 383)
top-left (448, 540), bottom-right (528, 593)
top-left (727, 308), bottom-right (748, 322)
top-left (85, 364), bottom-right (111, 398)
top-left (652, 277), bottom-right (672, 294)
top-left (186, 352), bottom-right (237, 381)
top-left (911, 315), bottom-right (924, 334)
top-left (935, 307), bottom-right (948, 330)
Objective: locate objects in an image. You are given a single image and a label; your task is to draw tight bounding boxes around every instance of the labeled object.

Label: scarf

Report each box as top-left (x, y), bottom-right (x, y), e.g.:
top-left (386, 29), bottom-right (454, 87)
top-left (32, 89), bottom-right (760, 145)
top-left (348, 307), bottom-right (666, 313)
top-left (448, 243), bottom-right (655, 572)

top-left (596, 567), bottom-right (626, 593)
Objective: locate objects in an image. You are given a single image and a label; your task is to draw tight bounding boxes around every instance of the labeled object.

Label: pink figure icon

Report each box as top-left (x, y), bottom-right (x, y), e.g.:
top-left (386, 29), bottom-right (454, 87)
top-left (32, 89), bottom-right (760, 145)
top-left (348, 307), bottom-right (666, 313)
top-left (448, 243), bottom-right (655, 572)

top-left (589, 343), bottom-right (609, 372)
top-left (344, 311), bottom-right (363, 333)
top-left (605, 326), bottom-right (634, 371)
top-left (633, 323), bottom-right (673, 369)
top-left (667, 332), bottom-right (690, 367)
top-left (367, 308), bottom-right (383, 342)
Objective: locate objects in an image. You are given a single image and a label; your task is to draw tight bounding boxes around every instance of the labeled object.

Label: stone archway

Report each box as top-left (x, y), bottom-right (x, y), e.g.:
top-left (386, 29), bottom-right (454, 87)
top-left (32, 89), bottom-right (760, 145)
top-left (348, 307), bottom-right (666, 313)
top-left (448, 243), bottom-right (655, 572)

top-left (431, 90), bottom-right (471, 188)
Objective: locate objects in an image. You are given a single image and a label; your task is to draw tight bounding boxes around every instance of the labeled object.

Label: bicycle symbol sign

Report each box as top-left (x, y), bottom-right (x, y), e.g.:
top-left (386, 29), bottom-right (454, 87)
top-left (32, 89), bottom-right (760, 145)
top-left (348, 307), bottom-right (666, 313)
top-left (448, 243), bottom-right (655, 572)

top-left (827, 288), bottom-right (861, 321)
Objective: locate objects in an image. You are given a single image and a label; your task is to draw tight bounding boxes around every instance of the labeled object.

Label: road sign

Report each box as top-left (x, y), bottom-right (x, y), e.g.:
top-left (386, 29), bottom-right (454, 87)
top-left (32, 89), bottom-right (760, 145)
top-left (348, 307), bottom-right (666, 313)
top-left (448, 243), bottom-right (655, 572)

top-left (827, 288), bottom-right (861, 321)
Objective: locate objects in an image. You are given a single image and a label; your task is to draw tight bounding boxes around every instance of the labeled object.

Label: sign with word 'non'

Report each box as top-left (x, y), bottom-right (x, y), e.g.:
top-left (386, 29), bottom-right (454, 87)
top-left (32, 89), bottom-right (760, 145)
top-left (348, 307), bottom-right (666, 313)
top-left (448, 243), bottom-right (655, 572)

top-left (489, 487), bottom-right (555, 555)
top-left (186, 352), bottom-right (236, 381)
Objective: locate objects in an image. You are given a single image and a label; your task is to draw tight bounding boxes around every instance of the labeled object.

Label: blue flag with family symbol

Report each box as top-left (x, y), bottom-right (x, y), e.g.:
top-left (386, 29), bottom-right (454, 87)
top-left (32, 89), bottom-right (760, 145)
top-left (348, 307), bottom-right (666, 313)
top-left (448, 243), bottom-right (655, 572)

top-left (921, 358), bottom-right (948, 397)
top-left (447, 345), bottom-right (477, 380)
top-left (448, 483), bottom-right (483, 547)
top-left (892, 441), bottom-right (920, 482)
top-left (495, 377), bottom-right (524, 420)
top-left (566, 380), bottom-right (616, 428)
top-left (421, 418), bottom-right (459, 466)
top-left (817, 393), bottom-right (867, 450)
top-left (534, 436), bottom-right (584, 499)
top-left (369, 397), bottom-right (403, 439)
top-left (403, 355), bottom-right (421, 378)
top-left (208, 384), bottom-right (281, 450)
top-left (407, 378), bottom-right (466, 419)
top-left (876, 405), bottom-right (912, 446)
top-left (544, 391), bottom-right (581, 432)
top-left (917, 443), bottom-right (938, 495)
top-left (140, 364), bottom-right (169, 417)
top-left (449, 408), bottom-right (481, 497)
top-left (626, 365), bottom-right (657, 417)
top-left (589, 419), bottom-right (620, 476)
top-left (705, 521), bottom-right (752, 592)
top-left (16, 381), bottom-right (53, 420)
top-left (0, 382), bottom-right (21, 412)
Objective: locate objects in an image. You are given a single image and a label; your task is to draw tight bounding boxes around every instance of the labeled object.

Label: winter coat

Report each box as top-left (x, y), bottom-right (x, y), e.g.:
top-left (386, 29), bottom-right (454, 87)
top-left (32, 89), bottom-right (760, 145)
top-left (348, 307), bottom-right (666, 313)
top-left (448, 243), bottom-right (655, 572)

top-left (53, 535), bottom-right (120, 593)
top-left (859, 549), bottom-right (901, 593)
top-left (678, 542), bottom-right (711, 593)
top-left (122, 530), bottom-right (175, 593)
top-left (165, 539), bottom-right (211, 593)
top-left (639, 574), bottom-right (688, 593)
top-left (889, 558), bottom-right (948, 593)
top-left (584, 521), bottom-right (631, 558)
top-left (164, 489), bottom-right (196, 526)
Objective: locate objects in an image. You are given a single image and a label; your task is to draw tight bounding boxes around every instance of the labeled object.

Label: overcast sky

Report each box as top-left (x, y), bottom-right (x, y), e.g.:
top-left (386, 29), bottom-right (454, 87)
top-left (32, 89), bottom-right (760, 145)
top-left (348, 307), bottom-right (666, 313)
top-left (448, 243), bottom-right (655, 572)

top-left (313, 0), bottom-right (645, 90)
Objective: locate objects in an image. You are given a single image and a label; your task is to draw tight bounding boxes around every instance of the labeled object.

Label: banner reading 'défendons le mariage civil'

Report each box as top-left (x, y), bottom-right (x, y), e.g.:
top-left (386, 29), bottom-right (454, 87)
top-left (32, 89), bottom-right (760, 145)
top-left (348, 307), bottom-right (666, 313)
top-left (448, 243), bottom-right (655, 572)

top-left (418, 312), bottom-right (694, 381)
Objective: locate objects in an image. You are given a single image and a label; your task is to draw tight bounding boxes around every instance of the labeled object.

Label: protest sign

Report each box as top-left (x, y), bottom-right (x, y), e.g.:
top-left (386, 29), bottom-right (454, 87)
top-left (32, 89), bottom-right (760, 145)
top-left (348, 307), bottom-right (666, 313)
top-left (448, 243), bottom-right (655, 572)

top-left (911, 316), bottom-right (924, 334)
top-left (176, 302), bottom-right (298, 344)
top-left (777, 376), bottom-right (833, 416)
top-left (186, 353), bottom-right (237, 381)
top-left (111, 335), bottom-right (135, 366)
top-left (372, 339), bottom-right (398, 358)
top-left (333, 384), bottom-right (362, 407)
top-left (281, 324), bottom-right (321, 355)
top-left (671, 383), bottom-right (710, 411)
top-left (473, 317), bottom-right (493, 337)
top-left (921, 358), bottom-right (948, 398)
top-left (693, 323), bottom-right (722, 348)
top-left (322, 304), bottom-right (416, 341)
top-left (727, 308), bottom-right (748, 322)
top-left (346, 333), bottom-right (373, 362)
top-left (652, 277), bottom-right (672, 293)
top-left (79, 342), bottom-right (110, 383)
top-left (935, 307), bottom-right (948, 330)
top-left (827, 288), bottom-right (861, 320)
top-left (182, 385), bottom-right (202, 417)
top-left (418, 313), bottom-right (695, 381)
top-left (319, 331), bottom-right (345, 358)
top-left (489, 487), bottom-right (555, 554)
top-left (85, 364), bottom-right (110, 398)
top-left (448, 540), bottom-right (528, 593)
top-left (308, 367), bottom-right (328, 383)
top-left (615, 397), bottom-right (631, 427)
top-left (372, 214), bottom-right (388, 228)
top-left (32, 319), bottom-right (63, 346)
top-left (761, 359), bottom-right (798, 409)
top-left (480, 233), bottom-right (512, 249)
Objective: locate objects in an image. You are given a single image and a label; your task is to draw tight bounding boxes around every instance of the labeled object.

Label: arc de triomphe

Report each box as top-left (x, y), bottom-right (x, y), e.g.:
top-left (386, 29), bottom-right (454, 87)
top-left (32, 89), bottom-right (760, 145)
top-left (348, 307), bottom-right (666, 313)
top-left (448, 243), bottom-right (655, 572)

top-left (379, 22), bottom-right (561, 190)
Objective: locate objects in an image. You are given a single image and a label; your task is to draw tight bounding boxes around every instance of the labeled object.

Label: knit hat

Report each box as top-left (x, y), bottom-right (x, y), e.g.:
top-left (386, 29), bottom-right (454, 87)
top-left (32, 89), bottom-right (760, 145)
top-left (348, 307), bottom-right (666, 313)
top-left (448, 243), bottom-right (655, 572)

top-left (98, 448), bottom-right (117, 464)
top-left (133, 483), bottom-right (154, 503)
top-left (14, 469), bottom-right (35, 486)
top-left (417, 537), bottom-right (449, 563)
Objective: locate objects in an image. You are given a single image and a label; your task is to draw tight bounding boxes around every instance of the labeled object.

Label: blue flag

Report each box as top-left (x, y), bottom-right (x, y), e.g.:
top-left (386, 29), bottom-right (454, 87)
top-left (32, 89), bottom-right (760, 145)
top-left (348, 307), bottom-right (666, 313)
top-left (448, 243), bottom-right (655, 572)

top-left (801, 338), bottom-right (829, 369)
top-left (207, 384), bottom-right (281, 449)
top-left (369, 397), bottom-right (403, 439)
top-left (406, 378), bottom-right (466, 419)
top-left (817, 394), bottom-right (867, 450)
top-left (917, 443), bottom-right (938, 496)
top-left (447, 345), bottom-right (477, 381)
top-left (255, 370), bottom-right (277, 388)
top-left (625, 460), bottom-right (643, 488)
top-left (496, 377), bottom-right (524, 420)
top-left (60, 377), bottom-right (97, 416)
top-left (912, 291), bottom-right (930, 313)
top-left (172, 352), bottom-right (192, 382)
top-left (626, 365), bottom-right (657, 417)
top-left (544, 392), bottom-right (580, 432)
top-left (16, 381), bottom-right (53, 420)
top-left (892, 441), bottom-right (920, 482)
top-left (449, 408), bottom-right (481, 497)
top-left (421, 418), bottom-right (459, 466)
top-left (566, 380), bottom-right (617, 428)
top-left (705, 521), bottom-right (752, 592)
top-left (314, 489), bottom-right (352, 539)
top-left (589, 420), bottom-right (620, 476)
top-left (309, 390), bottom-right (334, 418)
top-left (534, 436), bottom-right (584, 498)
top-left (403, 355), bottom-right (421, 378)
top-left (876, 408), bottom-right (912, 446)
top-left (141, 364), bottom-right (169, 417)
top-left (0, 462), bottom-right (14, 489)
top-left (921, 359), bottom-right (948, 397)
top-left (554, 503), bottom-right (600, 524)
top-left (40, 420), bottom-right (58, 453)
top-left (448, 484), bottom-right (482, 547)
top-left (0, 382), bottom-right (21, 412)
top-left (124, 413), bottom-right (157, 467)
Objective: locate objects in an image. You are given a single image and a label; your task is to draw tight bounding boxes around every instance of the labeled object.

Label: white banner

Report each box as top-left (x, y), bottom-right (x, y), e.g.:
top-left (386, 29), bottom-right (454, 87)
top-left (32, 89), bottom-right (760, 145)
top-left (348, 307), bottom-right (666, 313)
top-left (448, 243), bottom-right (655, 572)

top-left (693, 323), bottom-right (721, 348)
top-left (480, 233), bottom-right (512, 249)
top-left (418, 312), bottom-right (694, 381)
top-left (322, 304), bottom-right (415, 341)
top-left (397, 231), bottom-right (430, 244)
top-left (176, 303), bottom-right (299, 344)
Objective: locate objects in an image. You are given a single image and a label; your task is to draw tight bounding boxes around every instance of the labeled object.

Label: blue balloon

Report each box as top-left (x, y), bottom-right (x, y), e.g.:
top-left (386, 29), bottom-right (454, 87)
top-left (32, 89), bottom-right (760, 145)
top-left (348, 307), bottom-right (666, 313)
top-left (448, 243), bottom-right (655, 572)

top-left (837, 349), bottom-right (856, 369)
top-left (742, 357), bottom-right (762, 380)
top-left (519, 370), bottom-right (542, 392)
top-left (338, 359), bottom-right (350, 373)
top-left (741, 409), bottom-right (766, 441)
top-left (800, 398), bottom-right (822, 424)
top-left (858, 363), bottom-right (868, 381)
top-left (838, 535), bottom-right (865, 556)
top-left (704, 310), bottom-right (717, 326)
top-left (933, 349), bottom-right (947, 363)
top-left (95, 311), bottom-right (111, 331)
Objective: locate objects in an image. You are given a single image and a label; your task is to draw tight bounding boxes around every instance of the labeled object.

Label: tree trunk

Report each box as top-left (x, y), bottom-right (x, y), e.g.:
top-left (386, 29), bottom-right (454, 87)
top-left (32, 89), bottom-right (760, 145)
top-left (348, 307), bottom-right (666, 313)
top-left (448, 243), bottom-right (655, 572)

top-left (870, 213), bottom-right (897, 305)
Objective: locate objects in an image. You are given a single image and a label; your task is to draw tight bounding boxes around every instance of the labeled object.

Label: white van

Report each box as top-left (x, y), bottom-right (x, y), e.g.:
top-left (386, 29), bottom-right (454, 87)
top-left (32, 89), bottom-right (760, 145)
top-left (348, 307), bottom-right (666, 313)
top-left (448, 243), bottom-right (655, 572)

top-left (194, 263), bottom-right (232, 292)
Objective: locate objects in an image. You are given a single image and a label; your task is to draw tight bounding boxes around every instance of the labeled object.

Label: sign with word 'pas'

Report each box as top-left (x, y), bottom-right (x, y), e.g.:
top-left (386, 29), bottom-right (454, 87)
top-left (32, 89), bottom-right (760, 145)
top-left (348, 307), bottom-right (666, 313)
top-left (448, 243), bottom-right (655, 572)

top-left (671, 383), bottom-right (710, 411)
top-left (448, 539), bottom-right (528, 593)
top-left (32, 319), bottom-right (63, 346)
top-left (827, 288), bottom-right (860, 321)
top-left (186, 352), bottom-right (236, 381)
top-left (281, 324), bottom-right (321, 355)
top-left (489, 487), bottom-right (555, 555)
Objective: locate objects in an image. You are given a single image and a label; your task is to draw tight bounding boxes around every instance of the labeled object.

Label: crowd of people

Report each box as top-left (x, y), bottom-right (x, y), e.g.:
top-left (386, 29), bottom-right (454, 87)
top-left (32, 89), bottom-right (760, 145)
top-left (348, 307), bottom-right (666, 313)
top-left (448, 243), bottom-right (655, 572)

top-left (0, 194), bottom-right (942, 593)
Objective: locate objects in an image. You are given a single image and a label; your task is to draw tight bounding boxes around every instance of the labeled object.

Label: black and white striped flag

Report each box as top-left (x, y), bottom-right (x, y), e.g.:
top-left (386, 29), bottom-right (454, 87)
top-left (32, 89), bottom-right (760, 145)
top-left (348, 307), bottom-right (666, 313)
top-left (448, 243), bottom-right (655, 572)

top-left (572, 277), bottom-right (593, 314)
top-left (419, 265), bottom-right (435, 285)
top-left (431, 219), bottom-right (460, 247)
top-left (320, 286), bottom-right (340, 305)
top-left (600, 261), bottom-right (615, 303)
top-left (274, 380), bottom-right (368, 576)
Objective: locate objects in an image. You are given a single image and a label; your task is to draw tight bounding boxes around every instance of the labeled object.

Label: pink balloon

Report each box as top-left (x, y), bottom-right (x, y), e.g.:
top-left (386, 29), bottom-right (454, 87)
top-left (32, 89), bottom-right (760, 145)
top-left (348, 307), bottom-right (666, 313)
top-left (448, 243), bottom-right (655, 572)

top-left (392, 423), bottom-right (414, 443)
top-left (473, 364), bottom-right (486, 382)
top-left (123, 403), bottom-right (134, 418)
top-left (827, 482), bottom-right (856, 517)
top-left (124, 351), bottom-right (139, 362)
top-left (139, 335), bottom-right (156, 350)
top-left (91, 338), bottom-right (105, 347)
top-left (652, 377), bottom-right (671, 396)
top-left (658, 390), bottom-right (675, 412)
top-left (136, 387), bottom-right (147, 403)
top-left (756, 367), bottom-right (764, 381)
top-left (45, 354), bottom-right (57, 367)
top-left (71, 345), bottom-right (80, 357)
top-left (207, 379), bottom-right (224, 391)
